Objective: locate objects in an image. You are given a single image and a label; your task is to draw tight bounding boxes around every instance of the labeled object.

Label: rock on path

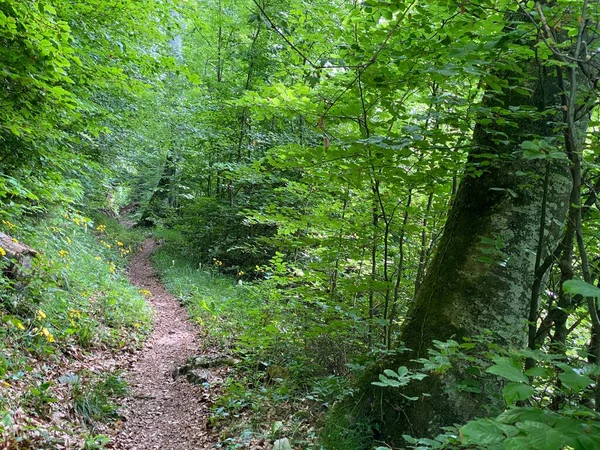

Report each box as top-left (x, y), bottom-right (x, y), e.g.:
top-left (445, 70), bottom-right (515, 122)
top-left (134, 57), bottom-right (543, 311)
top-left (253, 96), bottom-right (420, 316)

top-left (112, 239), bottom-right (216, 450)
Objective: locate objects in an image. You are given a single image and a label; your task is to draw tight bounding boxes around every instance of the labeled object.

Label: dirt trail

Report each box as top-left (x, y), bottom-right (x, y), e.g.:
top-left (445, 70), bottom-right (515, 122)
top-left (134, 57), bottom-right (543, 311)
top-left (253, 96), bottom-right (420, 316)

top-left (112, 239), bottom-right (217, 450)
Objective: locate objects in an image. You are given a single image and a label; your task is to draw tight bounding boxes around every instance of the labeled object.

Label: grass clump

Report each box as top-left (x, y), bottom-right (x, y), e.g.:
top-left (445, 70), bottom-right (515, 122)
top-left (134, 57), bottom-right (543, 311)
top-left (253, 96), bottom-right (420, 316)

top-left (72, 372), bottom-right (127, 426)
top-left (319, 404), bottom-right (374, 450)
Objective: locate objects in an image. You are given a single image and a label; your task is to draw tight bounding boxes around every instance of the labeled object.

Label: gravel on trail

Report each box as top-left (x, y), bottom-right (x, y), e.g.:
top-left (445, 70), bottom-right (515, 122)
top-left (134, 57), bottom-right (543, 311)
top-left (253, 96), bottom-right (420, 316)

top-left (111, 239), bottom-right (220, 450)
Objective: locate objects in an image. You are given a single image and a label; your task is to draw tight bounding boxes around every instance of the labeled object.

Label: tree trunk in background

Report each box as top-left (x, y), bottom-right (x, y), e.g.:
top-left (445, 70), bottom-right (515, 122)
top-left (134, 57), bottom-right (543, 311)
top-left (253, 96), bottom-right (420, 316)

top-left (359, 59), bottom-right (593, 443)
top-left (139, 151), bottom-right (176, 226)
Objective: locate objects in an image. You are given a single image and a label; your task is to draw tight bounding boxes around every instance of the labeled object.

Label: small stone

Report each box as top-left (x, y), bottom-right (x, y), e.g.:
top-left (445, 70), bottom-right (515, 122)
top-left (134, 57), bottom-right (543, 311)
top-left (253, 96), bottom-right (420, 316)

top-left (187, 354), bottom-right (238, 368)
top-left (186, 369), bottom-right (210, 385)
top-left (273, 438), bottom-right (292, 450)
top-left (172, 363), bottom-right (191, 379)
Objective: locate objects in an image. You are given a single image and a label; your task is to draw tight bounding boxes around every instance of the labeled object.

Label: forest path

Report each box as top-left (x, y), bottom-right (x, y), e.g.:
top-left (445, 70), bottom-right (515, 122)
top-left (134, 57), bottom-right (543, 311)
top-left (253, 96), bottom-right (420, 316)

top-left (112, 239), bottom-right (217, 449)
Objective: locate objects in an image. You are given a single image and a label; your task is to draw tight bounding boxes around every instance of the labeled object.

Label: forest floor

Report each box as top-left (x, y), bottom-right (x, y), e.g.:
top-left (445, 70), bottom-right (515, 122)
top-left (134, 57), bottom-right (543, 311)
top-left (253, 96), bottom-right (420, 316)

top-left (111, 239), bottom-right (222, 450)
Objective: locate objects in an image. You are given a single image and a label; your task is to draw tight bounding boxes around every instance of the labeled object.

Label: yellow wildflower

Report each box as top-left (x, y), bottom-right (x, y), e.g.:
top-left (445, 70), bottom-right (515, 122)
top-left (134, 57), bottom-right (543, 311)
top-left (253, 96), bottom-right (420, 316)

top-left (95, 256), bottom-right (102, 261)
top-left (0, 247), bottom-right (6, 257)
top-left (16, 321), bottom-right (25, 330)
top-left (68, 310), bottom-right (81, 326)
top-left (37, 310), bottom-right (47, 320)
top-left (40, 327), bottom-right (55, 343)
top-left (108, 262), bottom-right (116, 274)
top-left (2, 219), bottom-right (16, 229)
top-left (2, 381), bottom-right (10, 387)
top-left (66, 237), bottom-right (71, 244)
top-left (117, 241), bottom-right (124, 247)
top-left (238, 271), bottom-right (245, 276)
top-left (58, 249), bottom-right (69, 257)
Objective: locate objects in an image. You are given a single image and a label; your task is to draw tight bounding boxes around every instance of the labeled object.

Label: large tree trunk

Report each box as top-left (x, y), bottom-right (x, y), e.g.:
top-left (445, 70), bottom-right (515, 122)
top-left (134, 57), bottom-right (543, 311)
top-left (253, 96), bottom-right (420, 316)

top-left (357, 59), bottom-right (594, 445)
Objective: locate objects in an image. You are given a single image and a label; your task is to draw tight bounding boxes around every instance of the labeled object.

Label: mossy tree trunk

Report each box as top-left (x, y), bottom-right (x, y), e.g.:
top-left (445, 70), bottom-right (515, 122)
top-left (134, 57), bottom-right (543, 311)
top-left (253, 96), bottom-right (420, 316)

top-left (360, 58), bottom-right (595, 445)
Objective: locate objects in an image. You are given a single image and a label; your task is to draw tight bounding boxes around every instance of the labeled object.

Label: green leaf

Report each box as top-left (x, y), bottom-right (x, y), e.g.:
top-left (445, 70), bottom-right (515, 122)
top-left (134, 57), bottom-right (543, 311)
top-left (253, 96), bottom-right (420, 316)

top-left (582, 364), bottom-right (600, 376)
top-left (461, 419), bottom-right (512, 445)
top-left (397, 366), bottom-right (408, 377)
top-left (524, 366), bottom-right (552, 378)
top-left (515, 421), bottom-right (565, 449)
top-left (558, 370), bottom-right (593, 392)
top-left (521, 140), bottom-right (538, 151)
top-left (552, 417), bottom-right (594, 442)
top-left (523, 149), bottom-right (546, 160)
top-left (563, 280), bottom-right (600, 298)
top-left (486, 358), bottom-right (528, 383)
top-left (1, 411), bottom-right (12, 429)
top-left (43, 4), bottom-right (57, 14)
top-left (373, 374), bottom-right (401, 387)
top-left (505, 437), bottom-right (534, 450)
top-left (402, 435), bottom-right (417, 444)
top-left (503, 382), bottom-right (535, 404)
top-left (576, 433), bottom-right (600, 450)
top-left (496, 407), bottom-right (549, 425)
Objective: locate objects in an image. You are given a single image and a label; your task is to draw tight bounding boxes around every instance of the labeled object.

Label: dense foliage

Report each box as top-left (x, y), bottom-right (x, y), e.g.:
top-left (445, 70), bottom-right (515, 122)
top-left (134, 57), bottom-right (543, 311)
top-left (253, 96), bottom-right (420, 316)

top-left (2, 0), bottom-right (600, 448)
top-left (0, 0), bottom-right (167, 446)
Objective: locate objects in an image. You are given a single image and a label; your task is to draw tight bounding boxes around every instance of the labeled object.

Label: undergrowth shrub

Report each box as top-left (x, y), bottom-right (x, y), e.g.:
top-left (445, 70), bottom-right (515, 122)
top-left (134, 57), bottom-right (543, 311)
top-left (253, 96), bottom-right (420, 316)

top-left (86, 211), bottom-right (147, 251)
top-left (0, 210), bottom-right (151, 349)
top-left (158, 197), bottom-right (276, 274)
top-left (22, 381), bottom-right (57, 417)
top-left (0, 209), bottom-right (151, 446)
top-left (72, 372), bottom-right (127, 426)
top-left (319, 404), bottom-right (374, 450)
top-left (152, 236), bottom-right (369, 449)
top-left (334, 338), bottom-right (600, 450)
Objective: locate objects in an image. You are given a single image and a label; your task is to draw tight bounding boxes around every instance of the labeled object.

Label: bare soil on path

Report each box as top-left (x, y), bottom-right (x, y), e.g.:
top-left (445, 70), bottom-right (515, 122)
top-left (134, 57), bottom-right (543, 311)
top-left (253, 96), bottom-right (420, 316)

top-left (112, 239), bottom-right (219, 450)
